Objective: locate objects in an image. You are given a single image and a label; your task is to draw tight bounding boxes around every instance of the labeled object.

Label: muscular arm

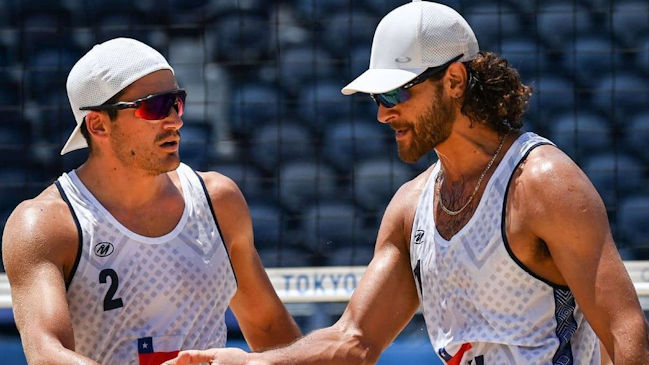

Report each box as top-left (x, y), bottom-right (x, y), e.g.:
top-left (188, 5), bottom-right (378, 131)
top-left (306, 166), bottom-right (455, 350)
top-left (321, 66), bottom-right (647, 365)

top-left (168, 178), bottom-right (423, 365)
top-left (2, 188), bottom-right (99, 365)
top-left (516, 147), bottom-right (649, 364)
top-left (201, 172), bottom-right (301, 351)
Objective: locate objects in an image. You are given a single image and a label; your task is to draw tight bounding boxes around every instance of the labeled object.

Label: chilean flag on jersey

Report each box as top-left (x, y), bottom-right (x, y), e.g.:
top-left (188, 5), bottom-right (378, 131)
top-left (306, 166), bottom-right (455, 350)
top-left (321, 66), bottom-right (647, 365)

top-left (138, 337), bottom-right (180, 365)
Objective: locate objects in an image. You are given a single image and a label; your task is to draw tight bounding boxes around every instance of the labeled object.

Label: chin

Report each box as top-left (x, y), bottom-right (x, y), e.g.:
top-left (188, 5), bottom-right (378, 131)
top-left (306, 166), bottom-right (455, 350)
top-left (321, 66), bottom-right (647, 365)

top-left (397, 144), bottom-right (428, 163)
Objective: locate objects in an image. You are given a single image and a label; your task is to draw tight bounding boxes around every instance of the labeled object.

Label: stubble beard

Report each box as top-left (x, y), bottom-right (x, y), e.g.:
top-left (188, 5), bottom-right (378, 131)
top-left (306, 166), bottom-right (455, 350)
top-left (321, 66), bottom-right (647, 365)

top-left (397, 86), bottom-right (455, 163)
top-left (110, 129), bottom-right (181, 176)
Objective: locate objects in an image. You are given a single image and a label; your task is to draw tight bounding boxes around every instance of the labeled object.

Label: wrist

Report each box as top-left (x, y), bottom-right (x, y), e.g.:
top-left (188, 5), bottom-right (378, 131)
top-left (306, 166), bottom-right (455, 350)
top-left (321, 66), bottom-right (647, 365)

top-left (248, 352), bottom-right (275, 365)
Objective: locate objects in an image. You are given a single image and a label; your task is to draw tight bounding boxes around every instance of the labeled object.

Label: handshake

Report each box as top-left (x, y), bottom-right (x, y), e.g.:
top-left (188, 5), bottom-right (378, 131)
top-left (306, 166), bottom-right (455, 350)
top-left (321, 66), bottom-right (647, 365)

top-left (163, 348), bottom-right (271, 365)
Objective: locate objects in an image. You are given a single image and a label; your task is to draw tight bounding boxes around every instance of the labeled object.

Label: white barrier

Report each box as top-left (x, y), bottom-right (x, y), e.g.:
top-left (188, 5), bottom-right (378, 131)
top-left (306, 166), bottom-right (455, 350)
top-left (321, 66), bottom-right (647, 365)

top-left (1, 261), bottom-right (649, 308)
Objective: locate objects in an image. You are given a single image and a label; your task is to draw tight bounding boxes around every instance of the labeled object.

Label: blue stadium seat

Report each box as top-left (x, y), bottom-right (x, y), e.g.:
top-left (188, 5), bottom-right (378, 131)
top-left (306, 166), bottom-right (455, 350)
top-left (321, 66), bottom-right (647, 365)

top-left (168, 37), bottom-right (204, 67)
top-left (536, 3), bottom-right (593, 50)
top-left (257, 246), bottom-right (314, 268)
top-left (207, 162), bottom-right (267, 201)
top-left (624, 112), bottom-right (649, 163)
top-left (612, 1), bottom-right (649, 47)
top-left (0, 77), bottom-right (19, 106)
top-left (301, 201), bottom-right (369, 253)
top-left (464, 3), bottom-right (523, 51)
top-left (278, 161), bottom-right (338, 212)
top-left (28, 48), bottom-right (79, 70)
top-left (203, 0), bottom-right (266, 15)
top-left (0, 1), bottom-right (14, 27)
top-left (297, 80), bottom-right (353, 132)
top-left (364, 0), bottom-right (460, 14)
top-left (617, 194), bottom-right (649, 248)
top-left (278, 46), bottom-right (337, 94)
top-left (561, 35), bottom-right (623, 86)
top-left (95, 14), bottom-right (151, 44)
top-left (499, 37), bottom-right (548, 81)
top-left (321, 10), bottom-right (378, 57)
top-left (636, 38), bottom-right (649, 75)
top-left (0, 168), bottom-right (42, 213)
top-left (229, 84), bottom-right (283, 135)
top-left (21, 14), bottom-right (67, 62)
top-left (548, 112), bottom-right (612, 164)
top-left (582, 153), bottom-right (647, 210)
top-left (249, 122), bottom-right (315, 173)
top-left (0, 113), bottom-right (29, 167)
top-left (353, 158), bottom-right (413, 211)
top-left (326, 246), bottom-right (375, 266)
top-left (592, 72), bottom-right (649, 122)
top-left (205, 12), bottom-right (270, 63)
top-left (322, 120), bottom-right (390, 171)
top-left (179, 122), bottom-right (212, 170)
top-left (248, 202), bottom-right (285, 250)
top-left (527, 76), bottom-right (576, 128)
top-left (293, 0), bottom-right (354, 21)
top-left (348, 44), bottom-right (371, 82)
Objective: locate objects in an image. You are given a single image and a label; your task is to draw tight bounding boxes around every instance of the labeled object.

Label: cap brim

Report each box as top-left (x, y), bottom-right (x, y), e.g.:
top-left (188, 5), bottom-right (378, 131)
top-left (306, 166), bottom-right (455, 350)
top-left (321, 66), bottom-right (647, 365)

top-left (341, 67), bottom-right (427, 95)
top-left (60, 122), bottom-right (87, 155)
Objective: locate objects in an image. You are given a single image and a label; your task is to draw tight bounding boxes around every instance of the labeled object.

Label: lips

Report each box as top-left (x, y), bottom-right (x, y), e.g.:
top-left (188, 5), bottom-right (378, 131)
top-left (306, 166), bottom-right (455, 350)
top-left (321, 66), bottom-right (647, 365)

top-left (159, 138), bottom-right (180, 152)
top-left (395, 129), bottom-right (409, 139)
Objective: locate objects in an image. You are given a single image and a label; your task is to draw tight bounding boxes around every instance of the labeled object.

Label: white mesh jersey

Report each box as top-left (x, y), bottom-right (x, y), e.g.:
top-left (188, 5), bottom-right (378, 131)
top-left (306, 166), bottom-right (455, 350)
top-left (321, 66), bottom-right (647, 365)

top-left (410, 132), bottom-right (600, 365)
top-left (55, 162), bottom-right (237, 365)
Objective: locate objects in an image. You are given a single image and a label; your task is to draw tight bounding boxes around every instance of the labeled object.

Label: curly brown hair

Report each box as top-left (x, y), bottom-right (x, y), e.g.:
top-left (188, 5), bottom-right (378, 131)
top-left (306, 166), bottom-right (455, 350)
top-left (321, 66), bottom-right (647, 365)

top-left (461, 51), bottom-right (532, 134)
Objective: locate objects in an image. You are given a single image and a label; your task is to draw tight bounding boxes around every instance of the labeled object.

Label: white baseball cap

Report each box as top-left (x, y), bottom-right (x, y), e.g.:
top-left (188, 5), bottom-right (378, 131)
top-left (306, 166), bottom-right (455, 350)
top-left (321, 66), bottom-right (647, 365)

top-left (61, 37), bottom-right (174, 155)
top-left (341, 0), bottom-right (479, 95)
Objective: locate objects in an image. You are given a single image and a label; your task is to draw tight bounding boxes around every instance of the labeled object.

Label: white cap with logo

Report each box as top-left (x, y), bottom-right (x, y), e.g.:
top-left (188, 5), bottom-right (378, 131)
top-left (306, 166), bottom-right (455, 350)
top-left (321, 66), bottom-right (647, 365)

top-left (341, 0), bottom-right (478, 95)
top-left (61, 37), bottom-right (174, 155)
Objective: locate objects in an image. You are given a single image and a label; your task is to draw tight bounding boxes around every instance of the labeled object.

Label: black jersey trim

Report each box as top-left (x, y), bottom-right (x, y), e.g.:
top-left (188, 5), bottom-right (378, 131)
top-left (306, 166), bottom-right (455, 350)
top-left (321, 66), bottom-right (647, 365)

top-left (193, 170), bottom-right (238, 286)
top-left (500, 142), bottom-right (570, 290)
top-left (55, 180), bottom-right (83, 291)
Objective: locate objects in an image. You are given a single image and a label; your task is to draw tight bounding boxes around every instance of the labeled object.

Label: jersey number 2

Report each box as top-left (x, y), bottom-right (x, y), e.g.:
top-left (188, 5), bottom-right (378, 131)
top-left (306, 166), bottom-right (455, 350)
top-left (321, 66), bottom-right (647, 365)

top-left (99, 269), bottom-right (124, 311)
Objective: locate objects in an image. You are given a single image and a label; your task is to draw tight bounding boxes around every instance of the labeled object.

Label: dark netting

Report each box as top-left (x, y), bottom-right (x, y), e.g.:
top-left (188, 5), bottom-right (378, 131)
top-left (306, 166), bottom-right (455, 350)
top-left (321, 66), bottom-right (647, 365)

top-left (0, 0), bottom-right (648, 265)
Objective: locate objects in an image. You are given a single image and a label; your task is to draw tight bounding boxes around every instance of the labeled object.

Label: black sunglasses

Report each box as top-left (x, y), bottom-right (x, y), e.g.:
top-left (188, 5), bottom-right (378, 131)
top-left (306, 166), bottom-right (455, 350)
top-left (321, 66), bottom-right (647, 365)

top-left (80, 89), bottom-right (186, 120)
top-left (370, 54), bottom-right (464, 108)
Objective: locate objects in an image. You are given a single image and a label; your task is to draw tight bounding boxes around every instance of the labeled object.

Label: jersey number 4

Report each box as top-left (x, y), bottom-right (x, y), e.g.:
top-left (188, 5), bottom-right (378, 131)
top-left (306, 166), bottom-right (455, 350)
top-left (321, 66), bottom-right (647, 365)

top-left (99, 268), bottom-right (124, 311)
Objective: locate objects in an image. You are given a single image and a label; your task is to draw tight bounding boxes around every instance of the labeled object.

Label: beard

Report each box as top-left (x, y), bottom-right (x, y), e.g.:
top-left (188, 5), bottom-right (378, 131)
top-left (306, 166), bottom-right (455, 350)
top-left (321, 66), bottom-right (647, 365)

top-left (110, 127), bottom-right (181, 176)
top-left (396, 85), bottom-right (455, 163)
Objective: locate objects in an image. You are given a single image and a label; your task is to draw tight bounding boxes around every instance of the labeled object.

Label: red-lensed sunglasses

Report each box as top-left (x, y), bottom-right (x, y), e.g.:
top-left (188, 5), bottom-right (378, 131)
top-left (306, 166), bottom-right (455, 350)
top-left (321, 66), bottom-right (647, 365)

top-left (80, 89), bottom-right (186, 120)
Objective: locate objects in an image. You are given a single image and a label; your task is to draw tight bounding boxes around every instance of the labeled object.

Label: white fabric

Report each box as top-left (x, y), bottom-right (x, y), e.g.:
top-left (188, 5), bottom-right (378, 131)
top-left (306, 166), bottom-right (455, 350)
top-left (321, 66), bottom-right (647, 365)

top-left (410, 132), bottom-right (600, 364)
top-left (342, 1), bottom-right (479, 95)
top-left (57, 163), bottom-right (237, 364)
top-left (62, 38), bottom-right (174, 154)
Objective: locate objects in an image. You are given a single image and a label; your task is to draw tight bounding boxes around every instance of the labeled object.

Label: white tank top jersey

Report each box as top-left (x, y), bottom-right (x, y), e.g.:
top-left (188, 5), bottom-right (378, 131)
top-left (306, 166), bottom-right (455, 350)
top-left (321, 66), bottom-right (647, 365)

top-left (410, 132), bottom-right (600, 365)
top-left (55, 162), bottom-right (237, 365)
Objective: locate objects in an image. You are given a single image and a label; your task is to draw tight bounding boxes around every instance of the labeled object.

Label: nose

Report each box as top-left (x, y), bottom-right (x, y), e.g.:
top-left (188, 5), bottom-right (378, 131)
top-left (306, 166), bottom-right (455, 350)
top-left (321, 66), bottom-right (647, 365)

top-left (163, 107), bottom-right (183, 131)
top-left (377, 103), bottom-right (398, 124)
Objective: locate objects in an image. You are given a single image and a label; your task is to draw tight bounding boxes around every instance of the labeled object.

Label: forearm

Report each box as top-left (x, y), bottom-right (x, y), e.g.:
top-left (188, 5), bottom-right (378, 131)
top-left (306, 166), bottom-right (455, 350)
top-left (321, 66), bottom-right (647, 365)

top-left (250, 325), bottom-right (376, 365)
top-left (609, 316), bottom-right (649, 364)
top-left (23, 339), bottom-right (100, 365)
top-left (243, 313), bottom-right (302, 351)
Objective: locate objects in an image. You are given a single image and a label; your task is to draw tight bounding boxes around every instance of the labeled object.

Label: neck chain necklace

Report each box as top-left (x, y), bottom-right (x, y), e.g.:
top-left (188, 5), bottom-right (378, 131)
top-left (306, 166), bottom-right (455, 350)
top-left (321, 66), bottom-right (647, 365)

top-left (435, 134), bottom-right (507, 216)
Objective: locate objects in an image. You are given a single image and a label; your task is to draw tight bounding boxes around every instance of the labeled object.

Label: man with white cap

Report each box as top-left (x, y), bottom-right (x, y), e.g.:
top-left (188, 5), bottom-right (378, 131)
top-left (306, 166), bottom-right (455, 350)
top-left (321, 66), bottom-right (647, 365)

top-left (166, 1), bottom-right (649, 364)
top-left (2, 37), bottom-right (300, 364)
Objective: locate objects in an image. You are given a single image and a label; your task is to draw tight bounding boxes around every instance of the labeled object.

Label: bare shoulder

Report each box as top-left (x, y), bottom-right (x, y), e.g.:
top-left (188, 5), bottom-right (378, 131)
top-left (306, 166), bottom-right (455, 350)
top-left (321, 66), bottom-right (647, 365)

top-left (196, 170), bottom-right (244, 204)
top-left (511, 144), bottom-right (604, 222)
top-left (2, 185), bottom-right (79, 281)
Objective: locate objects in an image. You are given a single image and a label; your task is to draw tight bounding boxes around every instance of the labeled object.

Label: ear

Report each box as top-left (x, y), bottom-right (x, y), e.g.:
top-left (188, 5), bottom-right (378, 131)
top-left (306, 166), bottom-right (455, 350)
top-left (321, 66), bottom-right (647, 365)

top-left (84, 111), bottom-right (111, 141)
top-left (445, 62), bottom-right (469, 99)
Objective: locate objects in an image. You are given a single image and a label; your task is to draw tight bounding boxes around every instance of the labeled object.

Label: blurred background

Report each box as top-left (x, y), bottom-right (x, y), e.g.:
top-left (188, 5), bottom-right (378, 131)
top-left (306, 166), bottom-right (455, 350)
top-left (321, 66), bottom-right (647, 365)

top-left (0, 0), bottom-right (648, 363)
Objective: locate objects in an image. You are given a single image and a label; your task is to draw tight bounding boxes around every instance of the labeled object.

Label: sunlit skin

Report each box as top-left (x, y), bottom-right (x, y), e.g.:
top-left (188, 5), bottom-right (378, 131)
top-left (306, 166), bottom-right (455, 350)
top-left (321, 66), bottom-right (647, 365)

top-left (377, 80), bottom-right (456, 163)
top-left (104, 70), bottom-right (184, 176)
top-left (73, 69), bottom-right (185, 235)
